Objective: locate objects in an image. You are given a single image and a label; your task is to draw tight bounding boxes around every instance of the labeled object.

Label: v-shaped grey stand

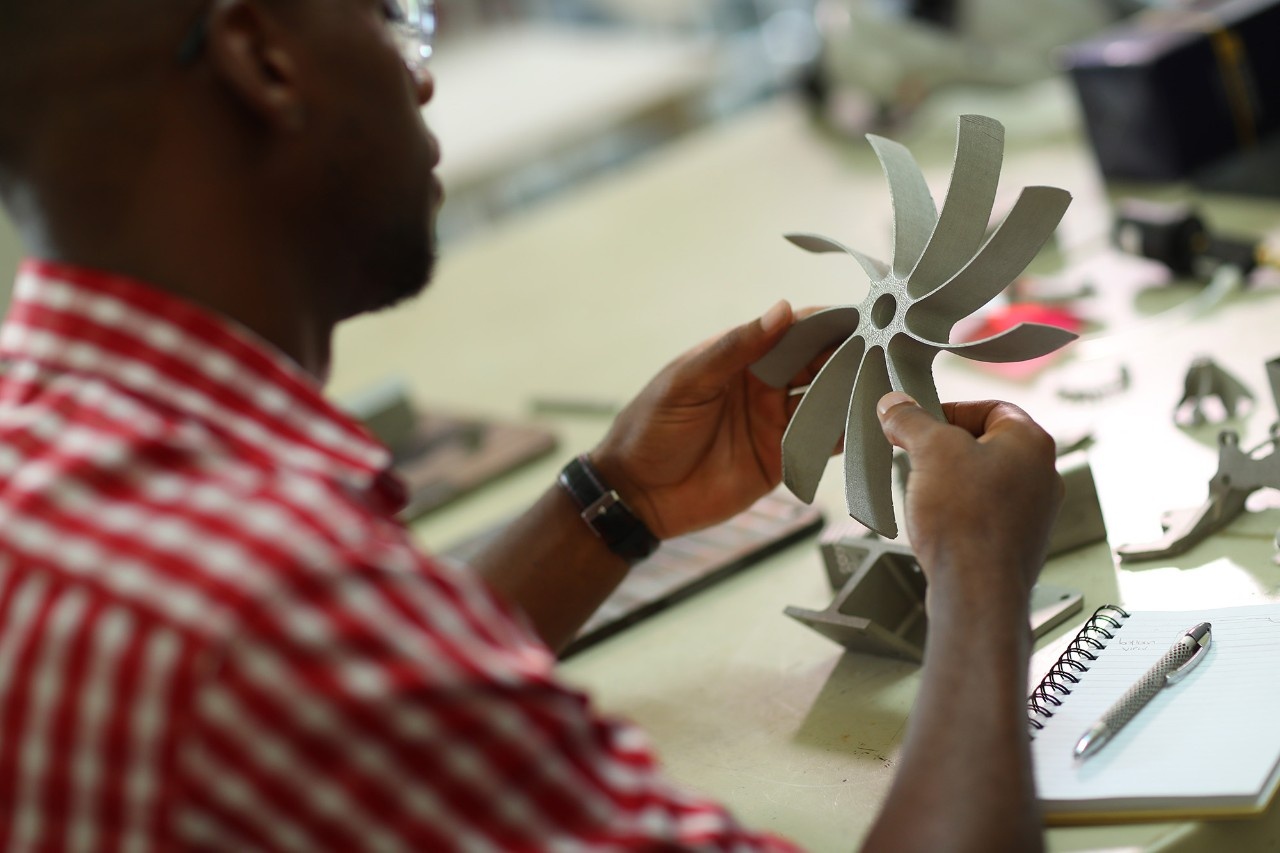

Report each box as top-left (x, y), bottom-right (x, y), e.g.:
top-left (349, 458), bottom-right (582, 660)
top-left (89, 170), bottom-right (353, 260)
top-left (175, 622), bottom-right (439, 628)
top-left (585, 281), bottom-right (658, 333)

top-left (788, 520), bottom-right (1085, 663)
top-left (751, 115), bottom-right (1078, 537)
top-left (1174, 356), bottom-right (1253, 426)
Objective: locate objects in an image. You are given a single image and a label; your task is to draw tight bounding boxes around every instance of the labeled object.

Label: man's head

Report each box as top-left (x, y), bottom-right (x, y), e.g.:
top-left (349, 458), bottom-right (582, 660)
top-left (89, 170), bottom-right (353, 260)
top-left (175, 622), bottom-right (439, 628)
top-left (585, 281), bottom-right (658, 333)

top-left (0, 0), bottom-right (442, 349)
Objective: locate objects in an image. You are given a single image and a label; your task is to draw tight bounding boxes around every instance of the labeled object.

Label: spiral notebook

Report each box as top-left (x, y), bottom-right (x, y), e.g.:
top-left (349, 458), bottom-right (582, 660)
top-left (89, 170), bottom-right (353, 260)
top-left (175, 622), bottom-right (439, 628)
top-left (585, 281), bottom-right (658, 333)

top-left (1028, 603), bottom-right (1280, 825)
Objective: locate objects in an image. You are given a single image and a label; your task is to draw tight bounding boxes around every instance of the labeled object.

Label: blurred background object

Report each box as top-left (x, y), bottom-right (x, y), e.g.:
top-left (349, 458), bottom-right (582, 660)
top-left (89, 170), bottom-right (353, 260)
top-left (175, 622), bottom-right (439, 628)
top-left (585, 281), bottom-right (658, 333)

top-left (1063, 0), bottom-right (1280, 194)
top-left (808, 0), bottom-right (1119, 133)
top-left (4, 0), bottom-right (1275, 311)
top-left (425, 0), bottom-right (828, 241)
top-left (1112, 198), bottom-right (1268, 278)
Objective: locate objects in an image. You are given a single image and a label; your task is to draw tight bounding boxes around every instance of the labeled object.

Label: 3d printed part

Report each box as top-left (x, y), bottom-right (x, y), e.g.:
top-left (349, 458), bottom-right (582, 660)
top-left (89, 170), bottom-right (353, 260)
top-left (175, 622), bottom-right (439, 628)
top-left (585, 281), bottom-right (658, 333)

top-left (1265, 355), bottom-right (1280, 414)
top-left (788, 522), bottom-right (1084, 662)
top-left (751, 114), bottom-right (1077, 537)
top-left (1117, 428), bottom-right (1276, 563)
top-left (790, 452), bottom-right (1104, 660)
top-left (1174, 356), bottom-right (1253, 426)
top-left (1120, 355), bottom-right (1280, 561)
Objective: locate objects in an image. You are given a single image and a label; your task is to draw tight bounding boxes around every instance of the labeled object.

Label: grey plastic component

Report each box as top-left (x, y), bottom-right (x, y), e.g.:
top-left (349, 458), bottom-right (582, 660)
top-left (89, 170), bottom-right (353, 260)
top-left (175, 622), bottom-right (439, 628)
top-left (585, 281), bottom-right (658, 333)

top-left (787, 520), bottom-right (1084, 663)
top-left (789, 531), bottom-right (928, 662)
top-left (1266, 355), bottom-right (1280, 414)
top-left (1056, 363), bottom-right (1131, 403)
top-left (789, 450), bottom-right (1104, 660)
top-left (1117, 429), bottom-right (1274, 562)
top-left (1119, 354), bottom-right (1280, 562)
top-left (1047, 451), bottom-right (1110, 557)
top-left (751, 115), bottom-right (1077, 538)
top-left (1174, 356), bottom-right (1253, 426)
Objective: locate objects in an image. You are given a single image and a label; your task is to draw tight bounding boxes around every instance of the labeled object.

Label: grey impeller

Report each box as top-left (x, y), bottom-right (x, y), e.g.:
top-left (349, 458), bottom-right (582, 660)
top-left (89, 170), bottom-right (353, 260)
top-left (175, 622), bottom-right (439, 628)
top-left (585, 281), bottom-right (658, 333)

top-left (751, 115), bottom-right (1077, 538)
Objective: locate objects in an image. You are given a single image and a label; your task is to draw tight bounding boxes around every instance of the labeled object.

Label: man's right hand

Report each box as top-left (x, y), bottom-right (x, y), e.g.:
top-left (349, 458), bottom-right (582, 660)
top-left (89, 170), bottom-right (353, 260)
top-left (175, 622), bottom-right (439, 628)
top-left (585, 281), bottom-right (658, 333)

top-left (876, 392), bottom-right (1064, 608)
top-left (861, 391), bottom-right (1057, 853)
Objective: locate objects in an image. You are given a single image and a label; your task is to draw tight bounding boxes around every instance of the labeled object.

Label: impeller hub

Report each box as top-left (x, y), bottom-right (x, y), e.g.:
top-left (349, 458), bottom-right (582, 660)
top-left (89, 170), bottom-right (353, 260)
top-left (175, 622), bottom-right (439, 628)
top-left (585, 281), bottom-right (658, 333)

top-left (870, 293), bottom-right (897, 330)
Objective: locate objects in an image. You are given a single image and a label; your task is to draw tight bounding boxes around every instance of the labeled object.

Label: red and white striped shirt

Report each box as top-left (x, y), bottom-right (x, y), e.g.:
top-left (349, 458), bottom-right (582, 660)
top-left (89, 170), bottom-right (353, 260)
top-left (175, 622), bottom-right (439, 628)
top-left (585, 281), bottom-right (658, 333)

top-left (0, 260), bottom-right (798, 851)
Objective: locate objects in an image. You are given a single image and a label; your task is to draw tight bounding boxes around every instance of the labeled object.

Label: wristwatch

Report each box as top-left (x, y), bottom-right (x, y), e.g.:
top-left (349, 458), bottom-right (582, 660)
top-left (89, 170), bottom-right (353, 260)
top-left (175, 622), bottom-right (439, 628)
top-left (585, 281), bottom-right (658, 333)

top-left (557, 454), bottom-right (659, 566)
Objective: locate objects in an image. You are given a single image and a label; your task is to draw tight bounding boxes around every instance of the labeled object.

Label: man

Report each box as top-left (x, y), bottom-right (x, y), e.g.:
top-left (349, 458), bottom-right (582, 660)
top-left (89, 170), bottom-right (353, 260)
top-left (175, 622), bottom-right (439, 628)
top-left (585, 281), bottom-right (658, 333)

top-left (0, 0), bottom-right (1061, 849)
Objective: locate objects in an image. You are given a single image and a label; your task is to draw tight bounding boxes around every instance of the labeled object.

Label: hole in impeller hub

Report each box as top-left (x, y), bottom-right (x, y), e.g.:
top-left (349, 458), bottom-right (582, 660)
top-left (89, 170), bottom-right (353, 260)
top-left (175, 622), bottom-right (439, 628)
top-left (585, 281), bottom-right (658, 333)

top-left (871, 294), bottom-right (897, 330)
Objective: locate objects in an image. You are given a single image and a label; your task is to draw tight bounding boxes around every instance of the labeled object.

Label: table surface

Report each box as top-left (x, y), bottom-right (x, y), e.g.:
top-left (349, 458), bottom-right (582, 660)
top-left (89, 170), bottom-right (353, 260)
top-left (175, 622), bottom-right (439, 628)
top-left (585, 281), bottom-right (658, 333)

top-left (331, 80), bottom-right (1280, 852)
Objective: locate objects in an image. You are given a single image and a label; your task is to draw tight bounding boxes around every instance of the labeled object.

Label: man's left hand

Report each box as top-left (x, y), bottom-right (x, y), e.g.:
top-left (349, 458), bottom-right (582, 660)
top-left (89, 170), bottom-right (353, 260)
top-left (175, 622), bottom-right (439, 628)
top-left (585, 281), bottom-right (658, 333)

top-left (591, 301), bottom-right (829, 541)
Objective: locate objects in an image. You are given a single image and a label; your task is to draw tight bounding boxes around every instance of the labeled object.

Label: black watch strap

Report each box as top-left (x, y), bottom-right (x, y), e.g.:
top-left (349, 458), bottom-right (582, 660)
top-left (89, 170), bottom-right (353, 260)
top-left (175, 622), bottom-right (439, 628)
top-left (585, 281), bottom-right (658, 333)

top-left (557, 454), bottom-right (659, 566)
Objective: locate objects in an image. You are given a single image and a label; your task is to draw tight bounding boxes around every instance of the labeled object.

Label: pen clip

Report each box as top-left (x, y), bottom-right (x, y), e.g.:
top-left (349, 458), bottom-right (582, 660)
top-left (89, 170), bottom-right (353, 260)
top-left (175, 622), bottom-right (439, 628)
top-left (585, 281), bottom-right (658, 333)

top-left (1165, 622), bottom-right (1212, 685)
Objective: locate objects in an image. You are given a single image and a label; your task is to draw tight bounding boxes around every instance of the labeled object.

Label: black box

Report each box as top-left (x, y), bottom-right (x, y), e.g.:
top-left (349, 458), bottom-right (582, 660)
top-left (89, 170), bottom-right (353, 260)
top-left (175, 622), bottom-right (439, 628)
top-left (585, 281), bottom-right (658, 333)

top-left (1063, 0), bottom-right (1280, 182)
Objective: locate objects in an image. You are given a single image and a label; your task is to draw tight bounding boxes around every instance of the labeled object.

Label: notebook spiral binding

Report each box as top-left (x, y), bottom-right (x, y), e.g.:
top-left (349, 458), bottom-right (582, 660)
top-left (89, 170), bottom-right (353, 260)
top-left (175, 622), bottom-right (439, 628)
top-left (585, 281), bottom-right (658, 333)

top-left (1027, 604), bottom-right (1131, 735)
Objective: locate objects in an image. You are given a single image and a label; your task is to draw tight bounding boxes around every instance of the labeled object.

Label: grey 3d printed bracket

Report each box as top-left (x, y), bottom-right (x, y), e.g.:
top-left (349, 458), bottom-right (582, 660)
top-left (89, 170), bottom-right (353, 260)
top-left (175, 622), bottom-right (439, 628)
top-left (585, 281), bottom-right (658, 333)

top-left (1116, 428), bottom-right (1278, 563)
top-left (750, 115), bottom-right (1078, 537)
top-left (1174, 356), bottom-right (1253, 426)
top-left (790, 450), bottom-right (1104, 660)
top-left (1119, 354), bottom-right (1280, 562)
top-left (789, 521), bottom-right (1085, 662)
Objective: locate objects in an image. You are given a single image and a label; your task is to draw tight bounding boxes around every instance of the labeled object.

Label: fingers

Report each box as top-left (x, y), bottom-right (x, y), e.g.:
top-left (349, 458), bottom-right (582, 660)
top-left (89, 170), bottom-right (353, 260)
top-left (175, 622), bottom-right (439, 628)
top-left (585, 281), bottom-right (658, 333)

top-left (941, 399), bottom-right (1034, 439)
top-left (876, 392), bottom-right (943, 451)
top-left (938, 399), bottom-right (1002, 436)
top-left (761, 299), bottom-right (794, 336)
top-left (882, 395), bottom-right (1052, 457)
top-left (688, 303), bottom-right (831, 385)
top-left (681, 300), bottom-right (794, 390)
top-left (793, 305), bottom-right (830, 322)
top-left (943, 399), bottom-right (1055, 461)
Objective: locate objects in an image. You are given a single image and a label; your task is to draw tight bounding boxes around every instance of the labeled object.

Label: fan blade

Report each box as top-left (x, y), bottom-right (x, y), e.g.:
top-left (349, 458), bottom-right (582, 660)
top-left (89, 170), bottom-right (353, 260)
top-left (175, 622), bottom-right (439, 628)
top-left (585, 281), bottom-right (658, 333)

top-left (868, 135), bottom-right (938, 278)
top-left (885, 336), bottom-right (944, 418)
top-left (931, 322), bottom-right (1078, 364)
top-left (910, 186), bottom-right (1071, 339)
top-left (907, 115), bottom-right (1004, 298)
top-left (751, 306), bottom-right (861, 387)
top-left (843, 346), bottom-right (898, 538)
top-left (785, 233), bottom-right (889, 282)
top-left (780, 335), bottom-right (866, 502)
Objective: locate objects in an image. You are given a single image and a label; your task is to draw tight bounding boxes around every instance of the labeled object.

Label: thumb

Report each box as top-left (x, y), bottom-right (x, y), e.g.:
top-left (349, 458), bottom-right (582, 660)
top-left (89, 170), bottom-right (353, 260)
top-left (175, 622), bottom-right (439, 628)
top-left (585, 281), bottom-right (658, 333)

top-left (876, 391), bottom-right (942, 451)
top-left (688, 300), bottom-right (793, 386)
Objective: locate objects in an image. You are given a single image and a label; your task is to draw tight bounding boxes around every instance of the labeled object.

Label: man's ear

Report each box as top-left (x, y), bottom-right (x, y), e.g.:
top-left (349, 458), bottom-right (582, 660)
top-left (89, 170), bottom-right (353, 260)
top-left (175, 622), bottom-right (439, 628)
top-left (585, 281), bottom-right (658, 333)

top-left (205, 0), bottom-right (306, 131)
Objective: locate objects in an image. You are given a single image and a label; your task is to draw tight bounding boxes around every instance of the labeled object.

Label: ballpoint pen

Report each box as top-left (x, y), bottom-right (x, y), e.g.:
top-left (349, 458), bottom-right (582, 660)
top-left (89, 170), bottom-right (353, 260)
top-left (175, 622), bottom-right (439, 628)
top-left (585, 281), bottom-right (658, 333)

top-left (1073, 621), bottom-right (1212, 760)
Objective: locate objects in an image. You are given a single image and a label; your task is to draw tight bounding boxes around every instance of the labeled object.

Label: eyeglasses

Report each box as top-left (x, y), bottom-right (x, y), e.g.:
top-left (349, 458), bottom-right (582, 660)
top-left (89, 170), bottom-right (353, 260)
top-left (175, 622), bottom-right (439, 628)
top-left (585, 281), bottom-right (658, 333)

top-left (178, 0), bottom-right (436, 84)
top-left (385, 0), bottom-right (436, 84)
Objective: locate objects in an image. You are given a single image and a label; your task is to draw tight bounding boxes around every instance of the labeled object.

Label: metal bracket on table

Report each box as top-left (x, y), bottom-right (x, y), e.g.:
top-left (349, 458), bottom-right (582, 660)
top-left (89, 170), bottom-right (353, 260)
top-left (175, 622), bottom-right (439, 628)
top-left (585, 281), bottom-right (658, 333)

top-left (1117, 428), bottom-right (1279, 562)
top-left (1119, 353), bottom-right (1280, 562)
top-left (787, 451), bottom-right (1105, 662)
top-left (783, 445), bottom-right (1105, 655)
top-left (1174, 356), bottom-right (1253, 427)
top-left (786, 532), bottom-right (929, 662)
top-left (786, 526), bottom-right (1085, 663)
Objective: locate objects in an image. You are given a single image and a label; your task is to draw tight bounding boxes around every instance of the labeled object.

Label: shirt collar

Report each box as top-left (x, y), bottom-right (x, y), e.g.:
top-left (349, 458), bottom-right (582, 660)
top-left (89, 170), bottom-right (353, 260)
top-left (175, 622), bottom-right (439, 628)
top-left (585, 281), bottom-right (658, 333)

top-left (2, 259), bottom-right (404, 508)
